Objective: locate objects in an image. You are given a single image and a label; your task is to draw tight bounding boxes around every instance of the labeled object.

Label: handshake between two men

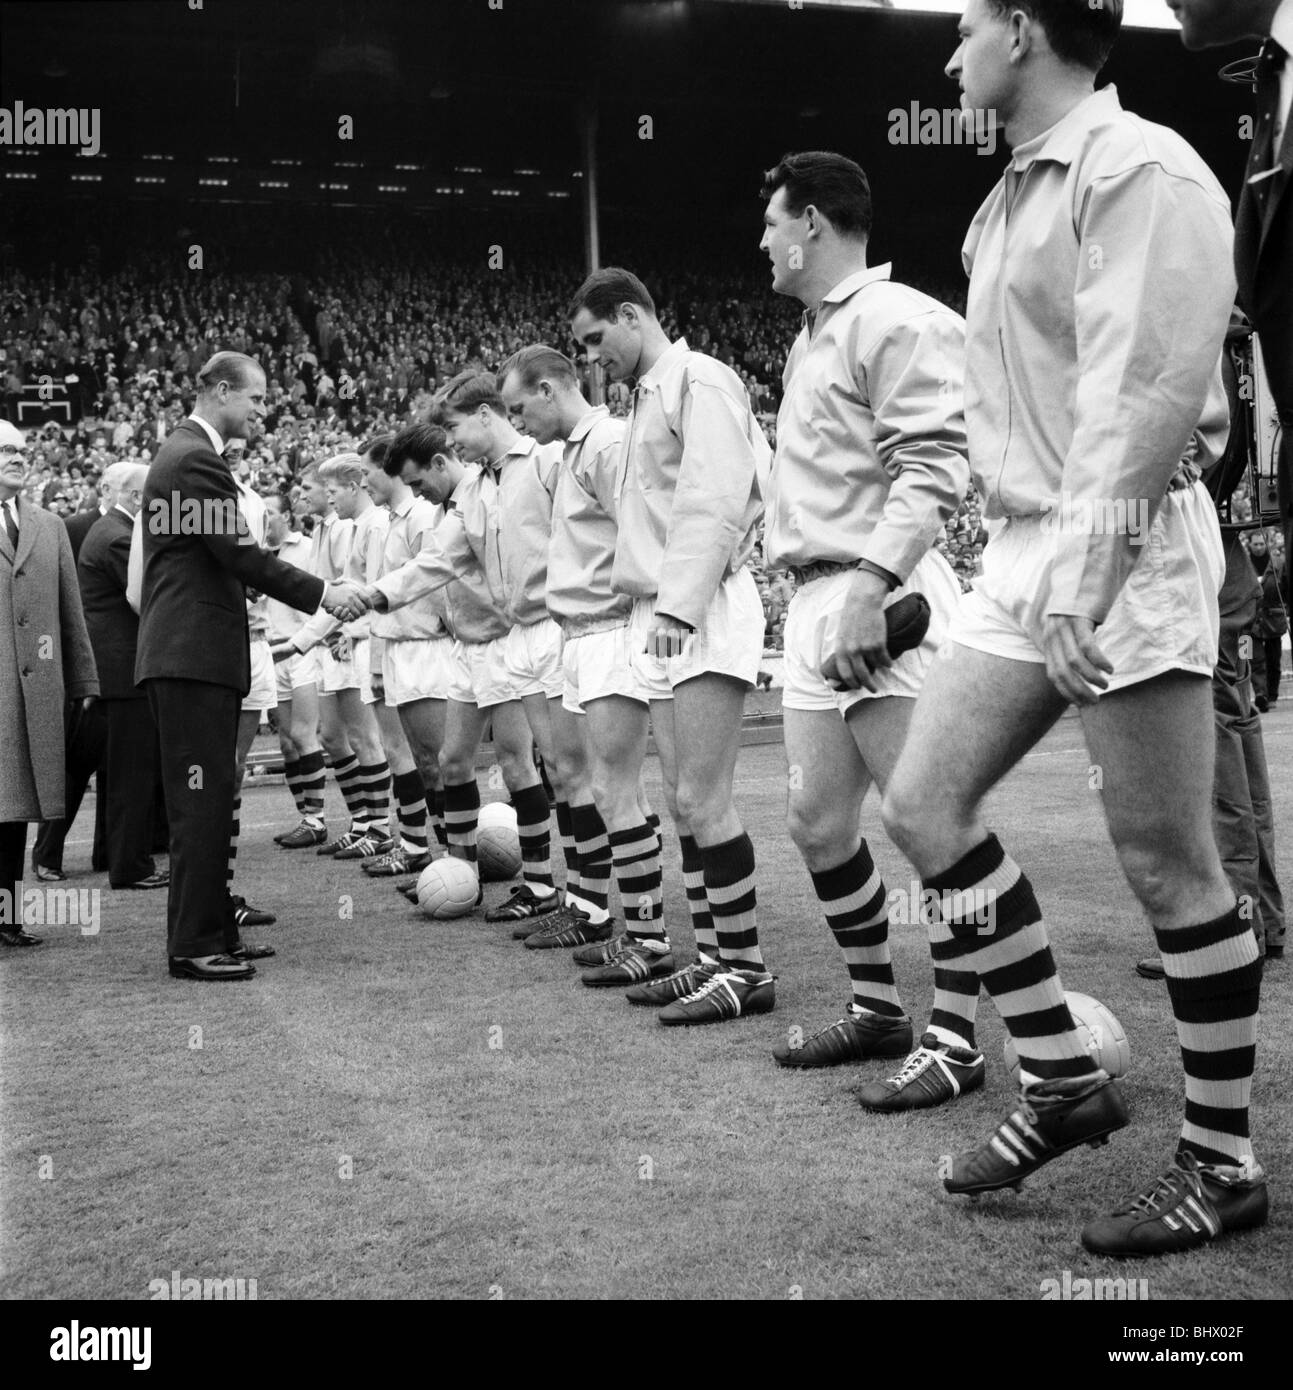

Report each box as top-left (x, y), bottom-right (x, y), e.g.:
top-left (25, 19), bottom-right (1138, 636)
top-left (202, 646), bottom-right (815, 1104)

top-left (321, 580), bottom-right (380, 623)
top-left (267, 581), bottom-right (382, 665)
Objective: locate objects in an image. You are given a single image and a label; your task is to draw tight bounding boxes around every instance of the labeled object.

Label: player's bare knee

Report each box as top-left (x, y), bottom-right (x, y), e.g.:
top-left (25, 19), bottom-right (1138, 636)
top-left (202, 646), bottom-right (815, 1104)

top-left (674, 779), bottom-right (729, 839)
top-left (786, 798), bottom-right (847, 864)
top-left (1116, 840), bottom-right (1207, 920)
top-left (439, 748), bottom-right (472, 785)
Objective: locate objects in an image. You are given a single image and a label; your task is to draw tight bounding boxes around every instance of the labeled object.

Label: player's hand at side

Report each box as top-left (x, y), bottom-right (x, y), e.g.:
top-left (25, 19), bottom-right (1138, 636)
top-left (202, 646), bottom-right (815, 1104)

top-left (328, 632), bottom-right (352, 663)
top-left (821, 570), bottom-right (891, 693)
top-left (269, 638), bottom-right (297, 664)
top-left (1040, 614), bottom-right (1112, 706)
top-left (645, 615), bottom-right (693, 660)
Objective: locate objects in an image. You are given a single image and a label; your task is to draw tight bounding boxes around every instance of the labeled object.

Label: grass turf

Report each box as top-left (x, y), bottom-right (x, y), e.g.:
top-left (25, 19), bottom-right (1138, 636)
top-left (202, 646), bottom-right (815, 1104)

top-left (1, 708), bottom-right (1289, 1301)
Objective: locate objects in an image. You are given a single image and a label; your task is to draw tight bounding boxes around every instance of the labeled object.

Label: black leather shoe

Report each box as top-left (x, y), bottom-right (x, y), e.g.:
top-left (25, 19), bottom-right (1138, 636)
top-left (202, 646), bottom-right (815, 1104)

top-left (1135, 955), bottom-right (1165, 980)
top-left (1, 929), bottom-right (44, 948)
top-left (229, 942), bottom-right (276, 961)
top-left (33, 865), bottom-right (66, 883)
top-left (119, 872), bottom-right (169, 890)
top-left (168, 954), bottom-right (256, 981)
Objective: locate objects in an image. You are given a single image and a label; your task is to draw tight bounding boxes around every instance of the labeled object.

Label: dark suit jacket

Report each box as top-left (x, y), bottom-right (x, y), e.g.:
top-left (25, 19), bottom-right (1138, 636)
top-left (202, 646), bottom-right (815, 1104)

top-left (1235, 82), bottom-right (1293, 522)
top-left (135, 419), bottom-right (325, 694)
top-left (78, 506), bottom-right (144, 700)
top-left (63, 507), bottom-right (104, 565)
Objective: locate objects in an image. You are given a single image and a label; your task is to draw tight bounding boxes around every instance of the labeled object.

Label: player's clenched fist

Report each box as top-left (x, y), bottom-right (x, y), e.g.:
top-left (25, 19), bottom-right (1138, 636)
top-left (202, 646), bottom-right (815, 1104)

top-left (1039, 614), bottom-right (1112, 706)
top-left (820, 569), bottom-right (892, 693)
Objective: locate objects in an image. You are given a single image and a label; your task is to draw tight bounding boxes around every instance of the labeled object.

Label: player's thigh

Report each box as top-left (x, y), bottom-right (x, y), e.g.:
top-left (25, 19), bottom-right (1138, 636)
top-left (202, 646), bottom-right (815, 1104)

top-left (234, 709), bottom-right (260, 769)
top-left (441, 699), bottom-right (489, 777)
top-left (489, 699), bottom-right (539, 784)
top-left (276, 696), bottom-right (296, 752)
top-left (671, 673), bottom-right (746, 808)
top-left (544, 695), bottom-right (588, 784)
top-left (519, 690), bottom-right (558, 769)
top-left (584, 696), bottom-right (649, 782)
top-left (374, 702), bottom-right (414, 771)
top-left (647, 699), bottom-right (682, 820)
top-left (783, 707), bottom-right (870, 846)
top-left (887, 643), bottom-right (1067, 823)
top-left (844, 694), bottom-right (917, 797)
top-left (289, 682), bottom-right (319, 745)
top-left (397, 696), bottom-right (447, 759)
top-left (1078, 671), bottom-right (1217, 862)
top-left (317, 691), bottom-right (347, 748)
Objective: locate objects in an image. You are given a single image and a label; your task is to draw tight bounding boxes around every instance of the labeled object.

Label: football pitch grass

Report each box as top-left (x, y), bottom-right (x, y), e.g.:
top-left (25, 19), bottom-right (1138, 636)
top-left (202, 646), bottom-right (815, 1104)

top-left (2, 708), bottom-right (1289, 1301)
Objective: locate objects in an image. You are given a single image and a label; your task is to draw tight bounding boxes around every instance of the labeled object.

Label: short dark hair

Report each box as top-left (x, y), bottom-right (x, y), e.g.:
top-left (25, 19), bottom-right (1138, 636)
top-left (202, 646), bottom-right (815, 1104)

top-left (985, 0), bottom-right (1122, 72)
top-left (760, 152), bottom-right (872, 241)
top-left (359, 433), bottom-right (394, 467)
top-left (430, 370), bottom-right (506, 425)
top-left (197, 351), bottom-right (260, 394)
top-left (386, 421), bottom-right (452, 478)
top-left (566, 267), bottom-right (656, 324)
top-left (499, 345), bottom-right (578, 394)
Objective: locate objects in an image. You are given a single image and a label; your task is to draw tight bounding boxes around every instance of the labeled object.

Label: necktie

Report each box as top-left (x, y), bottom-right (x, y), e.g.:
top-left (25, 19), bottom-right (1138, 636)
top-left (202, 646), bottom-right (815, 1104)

top-left (1252, 40), bottom-right (1287, 189)
top-left (4, 501), bottom-right (17, 550)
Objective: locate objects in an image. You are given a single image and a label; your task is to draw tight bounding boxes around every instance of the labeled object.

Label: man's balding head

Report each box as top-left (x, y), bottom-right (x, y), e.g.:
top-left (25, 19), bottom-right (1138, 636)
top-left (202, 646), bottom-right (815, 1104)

top-left (102, 461), bottom-right (148, 515)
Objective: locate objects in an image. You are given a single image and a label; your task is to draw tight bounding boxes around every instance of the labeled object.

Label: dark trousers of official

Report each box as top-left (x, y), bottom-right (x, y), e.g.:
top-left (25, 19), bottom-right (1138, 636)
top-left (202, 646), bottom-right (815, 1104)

top-left (103, 697), bottom-right (161, 888)
top-left (1248, 634), bottom-right (1283, 705)
top-left (145, 677), bottom-right (240, 960)
top-left (32, 699), bottom-right (107, 873)
top-left (1, 821), bottom-right (29, 926)
top-left (1213, 625), bottom-right (1284, 957)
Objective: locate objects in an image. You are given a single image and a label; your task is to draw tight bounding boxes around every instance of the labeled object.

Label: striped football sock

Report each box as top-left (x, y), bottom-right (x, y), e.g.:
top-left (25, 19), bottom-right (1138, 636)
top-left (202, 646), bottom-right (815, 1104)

top-left (569, 800), bottom-right (612, 924)
top-left (227, 793), bottom-right (241, 888)
top-left (431, 787), bottom-right (448, 849)
top-left (701, 832), bottom-right (764, 972)
top-left (513, 783), bottom-right (556, 895)
top-left (392, 770), bottom-right (427, 855)
top-left (810, 841), bottom-right (902, 1018)
top-left (1156, 904), bottom-right (1261, 1167)
top-left (282, 757), bottom-right (307, 815)
top-left (554, 800), bottom-right (581, 897)
top-left (298, 749), bottom-right (326, 825)
top-left (924, 903), bottom-right (982, 1053)
top-left (924, 835), bottom-right (1096, 1086)
top-left (610, 820), bottom-right (665, 944)
top-left (331, 753), bottom-right (365, 831)
top-left (358, 761), bottom-right (390, 836)
top-left (443, 778), bottom-right (480, 865)
top-left (679, 833), bottom-right (718, 963)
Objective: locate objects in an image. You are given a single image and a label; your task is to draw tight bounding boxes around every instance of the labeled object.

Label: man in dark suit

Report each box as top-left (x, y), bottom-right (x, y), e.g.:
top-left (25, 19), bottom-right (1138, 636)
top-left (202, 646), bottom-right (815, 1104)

top-left (78, 462), bottom-right (168, 891)
top-left (137, 351), bottom-right (359, 982)
top-left (1173, 0), bottom-right (1293, 555)
top-left (31, 462), bottom-right (133, 881)
top-left (63, 479), bottom-right (111, 564)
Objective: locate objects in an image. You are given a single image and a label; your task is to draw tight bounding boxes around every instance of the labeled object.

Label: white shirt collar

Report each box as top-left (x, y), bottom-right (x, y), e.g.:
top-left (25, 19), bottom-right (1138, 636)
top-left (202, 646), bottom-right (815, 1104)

top-left (820, 264), bottom-right (893, 307)
top-left (113, 503), bottom-right (133, 520)
top-left (637, 337), bottom-right (690, 393)
top-left (1275, 0), bottom-right (1293, 55)
top-left (187, 413), bottom-right (225, 456)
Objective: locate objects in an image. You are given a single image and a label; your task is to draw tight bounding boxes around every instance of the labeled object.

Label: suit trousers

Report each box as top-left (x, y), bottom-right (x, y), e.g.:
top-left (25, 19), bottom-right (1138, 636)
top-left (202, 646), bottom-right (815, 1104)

top-left (32, 699), bottom-right (107, 872)
top-left (0, 821), bottom-right (28, 925)
top-left (103, 697), bottom-right (160, 888)
top-left (1213, 622), bottom-right (1284, 956)
top-left (145, 677), bottom-right (240, 959)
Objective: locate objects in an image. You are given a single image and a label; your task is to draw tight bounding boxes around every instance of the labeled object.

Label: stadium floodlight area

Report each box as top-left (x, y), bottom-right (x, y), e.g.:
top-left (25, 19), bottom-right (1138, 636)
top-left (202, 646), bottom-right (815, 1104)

top-left (705, 0), bottom-right (1179, 29)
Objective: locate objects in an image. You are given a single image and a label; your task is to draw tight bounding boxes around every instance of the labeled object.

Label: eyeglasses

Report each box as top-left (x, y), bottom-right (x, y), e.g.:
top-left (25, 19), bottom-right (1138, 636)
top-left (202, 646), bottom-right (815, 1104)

top-left (0, 446), bottom-right (28, 460)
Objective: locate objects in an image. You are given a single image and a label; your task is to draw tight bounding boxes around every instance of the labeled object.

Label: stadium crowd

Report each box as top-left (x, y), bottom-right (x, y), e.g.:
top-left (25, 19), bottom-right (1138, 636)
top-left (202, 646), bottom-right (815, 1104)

top-left (0, 206), bottom-right (1006, 643)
